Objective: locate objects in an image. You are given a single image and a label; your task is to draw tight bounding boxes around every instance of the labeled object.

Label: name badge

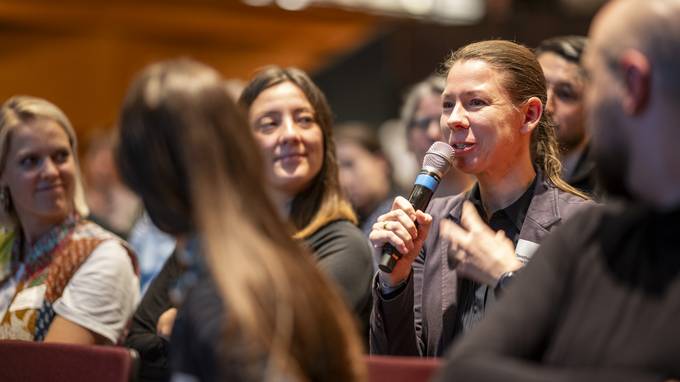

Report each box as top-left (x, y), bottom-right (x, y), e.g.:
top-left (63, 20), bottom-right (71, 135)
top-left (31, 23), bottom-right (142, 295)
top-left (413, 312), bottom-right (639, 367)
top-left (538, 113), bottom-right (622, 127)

top-left (9, 284), bottom-right (46, 312)
top-left (515, 239), bottom-right (540, 263)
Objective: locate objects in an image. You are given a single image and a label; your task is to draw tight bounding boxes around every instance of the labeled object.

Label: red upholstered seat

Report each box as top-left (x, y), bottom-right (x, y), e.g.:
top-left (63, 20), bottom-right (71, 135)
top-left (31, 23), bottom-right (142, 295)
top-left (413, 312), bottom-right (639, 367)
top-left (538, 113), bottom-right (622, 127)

top-left (366, 355), bottom-right (442, 382)
top-left (0, 340), bottom-right (138, 382)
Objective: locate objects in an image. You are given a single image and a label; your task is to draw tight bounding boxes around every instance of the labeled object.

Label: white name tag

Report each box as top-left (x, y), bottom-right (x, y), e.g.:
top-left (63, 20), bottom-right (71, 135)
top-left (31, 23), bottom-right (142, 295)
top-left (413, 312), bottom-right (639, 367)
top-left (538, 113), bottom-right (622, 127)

top-left (515, 239), bottom-right (540, 263)
top-left (9, 284), bottom-right (46, 312)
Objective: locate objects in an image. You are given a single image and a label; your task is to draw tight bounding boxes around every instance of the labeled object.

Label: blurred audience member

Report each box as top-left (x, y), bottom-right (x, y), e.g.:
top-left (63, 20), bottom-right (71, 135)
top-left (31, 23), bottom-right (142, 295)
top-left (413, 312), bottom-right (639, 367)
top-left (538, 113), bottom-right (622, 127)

top-left (123, 75), bottom-right (245, 379)
top-left (82, 128), bottom-right (176, 295)
top-left (82, 128), bottom-right (141, 238)
top-left (0, 96), bottom-right (139, 344)
top-left (127, 78), bottom-right (246, 295)
top-left (124, 219), bottom-right (179, 380)
top-left (128, 212), bottom-right (175, 293)
top-left (377, 119), bottom-right (417, 192)
top-left (401, 75), bottom-right (473, 197)
top-left (369, 41), bottom-right (591, 357)
top-left (436, 1), bottom-right (680, 380)
top-left (536, 35), bottom-right (598, 196)
top-left (223, 78), bottom-right (246, 101)
top-left (239, 67), bottom-right (373, 338)
top-left (119, 59), bottom-right (365, 382)
top-left (336, 122), bottom-right (402, 235)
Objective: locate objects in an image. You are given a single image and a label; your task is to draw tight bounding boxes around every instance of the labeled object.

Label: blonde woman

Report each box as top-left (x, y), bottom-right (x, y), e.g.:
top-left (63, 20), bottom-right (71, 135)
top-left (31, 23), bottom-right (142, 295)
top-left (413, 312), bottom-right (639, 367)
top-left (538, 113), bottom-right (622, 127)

top-left (0, 96), bottom-right (139, 344)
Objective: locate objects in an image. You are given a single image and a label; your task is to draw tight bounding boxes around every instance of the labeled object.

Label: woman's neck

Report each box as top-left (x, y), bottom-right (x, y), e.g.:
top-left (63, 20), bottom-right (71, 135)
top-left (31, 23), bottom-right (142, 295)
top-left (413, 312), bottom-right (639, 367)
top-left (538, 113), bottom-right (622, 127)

top-left (476, 159), bottom-right (536, 216)
top-left (19, 215), bottom-right (66, 246)
top-left (270, 189), bottom-right (293, 219)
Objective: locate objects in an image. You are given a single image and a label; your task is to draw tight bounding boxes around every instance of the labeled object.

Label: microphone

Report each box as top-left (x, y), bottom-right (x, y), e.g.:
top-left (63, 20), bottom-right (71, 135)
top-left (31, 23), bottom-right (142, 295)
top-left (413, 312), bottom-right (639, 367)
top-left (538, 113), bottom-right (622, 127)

top-left (378, 142), bottom-right (455, 273)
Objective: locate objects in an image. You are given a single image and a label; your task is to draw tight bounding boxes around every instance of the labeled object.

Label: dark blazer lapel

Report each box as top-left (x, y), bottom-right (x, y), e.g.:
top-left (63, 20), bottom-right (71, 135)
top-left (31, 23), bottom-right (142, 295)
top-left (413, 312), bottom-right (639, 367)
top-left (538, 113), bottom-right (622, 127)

top-left (517, 176), bottom-right (562, 262)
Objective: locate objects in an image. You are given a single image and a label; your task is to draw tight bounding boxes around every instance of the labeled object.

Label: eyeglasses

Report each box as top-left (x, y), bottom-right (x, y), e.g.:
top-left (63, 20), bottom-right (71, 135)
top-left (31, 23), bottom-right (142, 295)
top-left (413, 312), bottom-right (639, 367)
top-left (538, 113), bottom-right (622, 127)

top-left (410, 116), bottom-right (440, 130)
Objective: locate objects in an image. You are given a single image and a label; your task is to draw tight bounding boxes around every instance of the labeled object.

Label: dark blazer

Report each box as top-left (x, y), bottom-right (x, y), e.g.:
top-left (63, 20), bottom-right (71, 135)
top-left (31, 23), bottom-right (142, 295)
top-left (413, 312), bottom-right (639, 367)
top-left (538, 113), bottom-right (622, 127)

top-left (566, 143), bottom-right (600, 199)
top-left (370, 175), bottom-right (593, 356)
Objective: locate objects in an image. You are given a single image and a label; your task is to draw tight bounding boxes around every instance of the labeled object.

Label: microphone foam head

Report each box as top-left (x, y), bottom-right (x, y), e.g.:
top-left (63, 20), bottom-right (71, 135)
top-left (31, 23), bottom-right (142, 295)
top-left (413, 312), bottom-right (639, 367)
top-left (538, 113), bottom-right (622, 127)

top-left (423, 142), bottom-right (455, 177)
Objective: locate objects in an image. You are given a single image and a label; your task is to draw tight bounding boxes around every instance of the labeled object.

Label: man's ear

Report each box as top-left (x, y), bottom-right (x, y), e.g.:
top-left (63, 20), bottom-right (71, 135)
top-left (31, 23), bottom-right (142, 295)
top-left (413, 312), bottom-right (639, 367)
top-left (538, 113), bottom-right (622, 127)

top-left (620, 49), bottom-right (650, 115)
top-left (519, 96), bottom-right (543, 135)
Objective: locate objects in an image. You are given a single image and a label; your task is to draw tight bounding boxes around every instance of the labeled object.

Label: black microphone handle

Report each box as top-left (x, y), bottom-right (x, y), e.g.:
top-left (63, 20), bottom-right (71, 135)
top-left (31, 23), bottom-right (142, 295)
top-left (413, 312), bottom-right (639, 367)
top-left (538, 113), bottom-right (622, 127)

top-left (378, 183), bottom-right (435, 273)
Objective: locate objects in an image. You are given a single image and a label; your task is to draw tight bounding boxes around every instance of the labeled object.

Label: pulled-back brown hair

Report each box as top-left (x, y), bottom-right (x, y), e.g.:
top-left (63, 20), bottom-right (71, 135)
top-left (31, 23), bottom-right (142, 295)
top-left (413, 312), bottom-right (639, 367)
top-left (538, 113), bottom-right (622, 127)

top-left (117, 59), bottom-right (365, 382)
top-left (443, 40), bottom-right (587, 198)
top-left (238, 67), bottom-right (357, 239)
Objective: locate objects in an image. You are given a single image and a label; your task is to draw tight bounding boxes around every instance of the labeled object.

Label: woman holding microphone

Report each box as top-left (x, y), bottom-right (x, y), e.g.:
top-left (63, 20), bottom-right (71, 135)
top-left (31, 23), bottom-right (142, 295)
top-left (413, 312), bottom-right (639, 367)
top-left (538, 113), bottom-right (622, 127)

top-left (369, 40), bottom-right (592, 356)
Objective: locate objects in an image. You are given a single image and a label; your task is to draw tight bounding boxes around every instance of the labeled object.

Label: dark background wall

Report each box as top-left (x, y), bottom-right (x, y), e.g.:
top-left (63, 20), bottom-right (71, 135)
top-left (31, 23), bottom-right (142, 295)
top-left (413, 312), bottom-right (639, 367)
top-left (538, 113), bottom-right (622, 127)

top-left (0, 0), bottom-right (603, 136)
top-left (314, 3), bottom-right (597, 126)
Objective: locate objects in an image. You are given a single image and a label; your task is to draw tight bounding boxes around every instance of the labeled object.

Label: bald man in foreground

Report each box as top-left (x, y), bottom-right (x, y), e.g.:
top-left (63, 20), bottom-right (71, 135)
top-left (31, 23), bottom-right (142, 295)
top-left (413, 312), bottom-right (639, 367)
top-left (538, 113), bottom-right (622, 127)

top-left (434, 1), bottom-right (680, 381)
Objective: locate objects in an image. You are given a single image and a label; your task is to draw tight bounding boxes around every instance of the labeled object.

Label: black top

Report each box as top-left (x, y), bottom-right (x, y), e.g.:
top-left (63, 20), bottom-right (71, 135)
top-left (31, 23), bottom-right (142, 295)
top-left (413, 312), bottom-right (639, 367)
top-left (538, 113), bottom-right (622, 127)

top-left (303, 219), bottom-right (374, 341)
top-left (467, 177), bottom-right (536, 243)
top-left (436, 202), bottom-right (680, 382)
top-left (566, 143), bottom-right (600, 198)
top-left (168, 278), bottom-right (268, 382)
top-left (124, 251), bottom-right (182, 382)
top-left (126, 219), bottom-right (373, 381)
top-left (453, 177), bottom-right (536, 334)
top-left (168, 278), bottom-right (223, 381)
top-left (169, 220), bottom-right (373, 381)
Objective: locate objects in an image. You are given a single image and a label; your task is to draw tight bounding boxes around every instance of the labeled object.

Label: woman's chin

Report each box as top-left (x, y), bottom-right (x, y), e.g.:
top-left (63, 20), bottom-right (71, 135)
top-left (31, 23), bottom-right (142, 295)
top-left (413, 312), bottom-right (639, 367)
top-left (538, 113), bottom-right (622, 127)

top-left (273, 175), bottom-right (312, 196)
top-left (453, 158), bottom-right (480, 175)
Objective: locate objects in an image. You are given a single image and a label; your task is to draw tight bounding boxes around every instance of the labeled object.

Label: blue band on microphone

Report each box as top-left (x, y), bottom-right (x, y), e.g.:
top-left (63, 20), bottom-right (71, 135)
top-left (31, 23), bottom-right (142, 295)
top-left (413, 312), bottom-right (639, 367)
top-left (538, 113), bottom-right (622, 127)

top-left (414, 174), bottom-right (439, 191)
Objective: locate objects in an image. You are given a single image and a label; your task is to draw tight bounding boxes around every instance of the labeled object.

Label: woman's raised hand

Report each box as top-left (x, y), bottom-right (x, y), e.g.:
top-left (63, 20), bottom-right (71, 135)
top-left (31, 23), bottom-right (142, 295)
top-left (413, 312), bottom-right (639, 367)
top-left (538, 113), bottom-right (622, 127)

top-left (440, 201), bottom-right (521, 286)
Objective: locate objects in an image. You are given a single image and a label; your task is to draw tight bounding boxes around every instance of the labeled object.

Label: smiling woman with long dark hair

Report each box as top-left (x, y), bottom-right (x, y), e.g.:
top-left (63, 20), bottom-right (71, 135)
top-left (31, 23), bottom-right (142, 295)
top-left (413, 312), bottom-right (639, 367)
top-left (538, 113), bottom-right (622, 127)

top-left (239, 67), bottom-right (373, 339)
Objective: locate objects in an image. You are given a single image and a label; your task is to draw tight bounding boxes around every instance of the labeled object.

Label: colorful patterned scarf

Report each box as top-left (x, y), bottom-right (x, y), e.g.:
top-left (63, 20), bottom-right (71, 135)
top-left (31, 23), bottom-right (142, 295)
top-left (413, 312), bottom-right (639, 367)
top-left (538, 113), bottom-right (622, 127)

top-left (0, 215), bottom-right (136, 341)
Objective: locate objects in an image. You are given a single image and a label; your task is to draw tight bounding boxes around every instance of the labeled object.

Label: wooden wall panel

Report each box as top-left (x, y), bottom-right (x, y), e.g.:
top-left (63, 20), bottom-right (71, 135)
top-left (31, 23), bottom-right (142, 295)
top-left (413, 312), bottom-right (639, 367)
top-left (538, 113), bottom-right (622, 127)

top-left (0, 0), bottom-right (381, 132)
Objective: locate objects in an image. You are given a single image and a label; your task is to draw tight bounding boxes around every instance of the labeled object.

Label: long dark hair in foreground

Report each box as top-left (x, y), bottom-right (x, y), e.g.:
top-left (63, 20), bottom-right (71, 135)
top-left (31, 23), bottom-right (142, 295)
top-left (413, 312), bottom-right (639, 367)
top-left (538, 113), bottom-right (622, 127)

top-left (116, 58), bottom-right (365, 381)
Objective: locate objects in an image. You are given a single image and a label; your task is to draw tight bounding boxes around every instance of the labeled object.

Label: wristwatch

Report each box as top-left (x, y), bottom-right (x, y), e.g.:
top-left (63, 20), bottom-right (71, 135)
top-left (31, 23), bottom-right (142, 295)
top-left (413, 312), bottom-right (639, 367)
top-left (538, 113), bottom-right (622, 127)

top-left (494, 270), bottom-right (519, 297)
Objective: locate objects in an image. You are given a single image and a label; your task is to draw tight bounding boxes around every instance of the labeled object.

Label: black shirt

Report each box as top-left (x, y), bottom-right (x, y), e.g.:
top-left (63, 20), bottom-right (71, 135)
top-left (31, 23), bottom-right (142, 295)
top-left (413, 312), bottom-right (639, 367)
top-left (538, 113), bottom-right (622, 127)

top-left (467, 177), bottom-right (536, 244)
top-left (128, 220), bottom-right (372, 381)
top-left (169, 278), bottom-right (251, 382)
top-left (125, 251), bottom-right (182, 382)
top-left (304, 219), bottom-right (373, 342)
top-left (457, 176), bottom-right (536, 332)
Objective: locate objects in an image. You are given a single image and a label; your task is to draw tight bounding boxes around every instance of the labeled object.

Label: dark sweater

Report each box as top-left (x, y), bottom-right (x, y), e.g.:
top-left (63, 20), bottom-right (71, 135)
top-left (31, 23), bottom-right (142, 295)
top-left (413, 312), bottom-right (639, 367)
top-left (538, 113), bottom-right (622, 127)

top-left (168, 220), bottom-right (373, 381)
top-left (126, 219), bottom-right (373, 381)
top-left (436, 202), bottom-right (680, 382)
top-left (304, 220), bottom-right (373, 341)
top-left (169, 278), bottom-right (234, 382)
top-left (124, 251), bottom-right (182, 382)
